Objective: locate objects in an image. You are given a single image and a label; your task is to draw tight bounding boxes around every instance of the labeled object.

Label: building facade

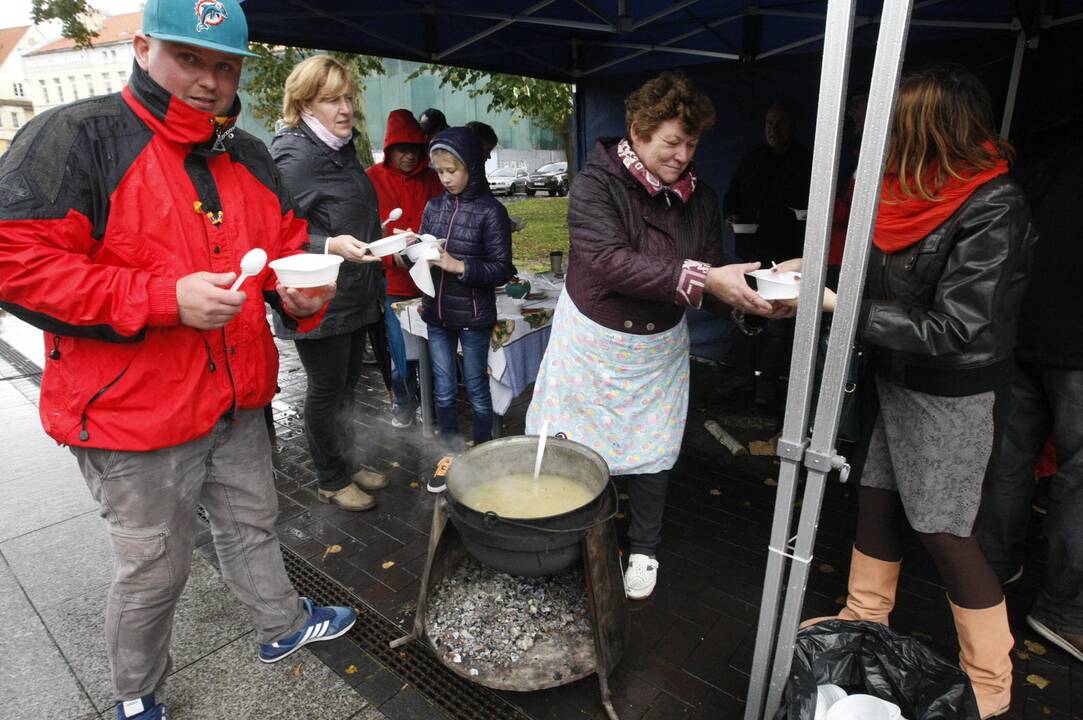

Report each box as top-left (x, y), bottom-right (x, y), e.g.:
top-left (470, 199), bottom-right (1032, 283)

top-left (0, 24), bottom-right (48, 153)
top-left (21, 12), bottom-right (139, 115)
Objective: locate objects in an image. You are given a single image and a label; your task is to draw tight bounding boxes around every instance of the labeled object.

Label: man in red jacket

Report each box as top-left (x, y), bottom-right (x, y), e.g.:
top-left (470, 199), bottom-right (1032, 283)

top-left (0, 1), bottom-right (356, 717)
top-left (367, 109), bottom-right (445, 427)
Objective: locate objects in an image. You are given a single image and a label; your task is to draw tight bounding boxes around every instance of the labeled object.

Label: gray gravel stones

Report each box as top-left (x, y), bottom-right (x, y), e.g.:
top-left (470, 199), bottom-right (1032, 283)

top-left (426, 558), bottom-right (593, 676)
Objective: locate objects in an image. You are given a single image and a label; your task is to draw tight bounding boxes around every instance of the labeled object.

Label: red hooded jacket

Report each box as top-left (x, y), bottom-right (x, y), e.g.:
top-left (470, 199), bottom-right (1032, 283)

top-left (366, 109), bottom-right (445, 297)
top-left (0, 65), bottom-right (321, 451)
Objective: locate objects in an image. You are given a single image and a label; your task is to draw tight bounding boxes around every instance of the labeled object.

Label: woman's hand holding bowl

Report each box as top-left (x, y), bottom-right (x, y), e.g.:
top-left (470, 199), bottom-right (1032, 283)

top-left (769, 257), bottom-right (837, 312)
top-left (327, 234), bottom-right (382, 264)
top-left (706, 262), bottom-right (773, 315)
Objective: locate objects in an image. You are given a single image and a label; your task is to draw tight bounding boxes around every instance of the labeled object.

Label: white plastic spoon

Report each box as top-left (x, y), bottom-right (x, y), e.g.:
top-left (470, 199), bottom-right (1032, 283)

top-left (380, 207), bottom-right (403, 229)
top-left (229, 247), bottom-right (267, 292)
top-left (532, 418), bottom-right (550, 482)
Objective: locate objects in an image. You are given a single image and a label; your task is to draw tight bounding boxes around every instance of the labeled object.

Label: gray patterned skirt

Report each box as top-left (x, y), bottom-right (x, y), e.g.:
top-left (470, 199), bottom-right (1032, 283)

top-left (860, 378), bottom-right (995, 536)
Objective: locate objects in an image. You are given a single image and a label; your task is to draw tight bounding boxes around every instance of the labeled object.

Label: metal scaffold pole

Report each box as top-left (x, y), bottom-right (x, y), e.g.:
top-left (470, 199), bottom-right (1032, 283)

top-left (744, 1), bottom-right (914, 718)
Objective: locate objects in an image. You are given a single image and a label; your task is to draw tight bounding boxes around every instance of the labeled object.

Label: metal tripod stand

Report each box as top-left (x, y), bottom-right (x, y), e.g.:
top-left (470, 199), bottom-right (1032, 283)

top-left (743, 1), bottom-right (914, 718)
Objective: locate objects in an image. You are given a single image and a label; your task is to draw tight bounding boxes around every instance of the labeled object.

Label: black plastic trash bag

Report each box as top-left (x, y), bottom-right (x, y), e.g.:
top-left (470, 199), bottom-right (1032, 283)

top-left (774, 620), bottom-right (981, 720)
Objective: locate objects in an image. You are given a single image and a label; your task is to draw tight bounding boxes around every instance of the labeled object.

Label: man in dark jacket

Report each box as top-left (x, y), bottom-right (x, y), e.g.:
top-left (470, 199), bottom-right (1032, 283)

top-left (979, 123), bottom-right (1083, 663)
top-left (0, 1), bottom-right (357, 717)
top-left (724, 103), bottom-right (813, 405)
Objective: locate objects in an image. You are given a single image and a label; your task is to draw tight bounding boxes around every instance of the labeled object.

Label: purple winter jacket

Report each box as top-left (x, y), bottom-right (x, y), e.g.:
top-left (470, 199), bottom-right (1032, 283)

top-left (419, 127), bottom-right (515, 329)
top-left (565, 137), bottom-right (727, 335)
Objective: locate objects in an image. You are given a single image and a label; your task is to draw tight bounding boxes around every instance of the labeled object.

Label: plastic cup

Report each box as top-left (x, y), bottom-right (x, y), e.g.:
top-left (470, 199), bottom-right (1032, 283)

top-left (549, 250), bottom-right (564, 275)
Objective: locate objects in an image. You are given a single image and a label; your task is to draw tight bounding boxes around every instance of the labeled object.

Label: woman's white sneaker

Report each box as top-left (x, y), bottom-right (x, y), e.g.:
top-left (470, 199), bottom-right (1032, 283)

top-left (624, 554), bottom-right (659, 599)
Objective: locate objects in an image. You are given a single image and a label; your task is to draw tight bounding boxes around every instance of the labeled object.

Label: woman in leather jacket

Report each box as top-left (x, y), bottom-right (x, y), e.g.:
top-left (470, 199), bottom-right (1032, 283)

top-left (526, 72), bottom-right (783, 600)
top-left (272, 56), bottom-right (391, 512)
top-left (800, 65), bottom-right (1036, 718)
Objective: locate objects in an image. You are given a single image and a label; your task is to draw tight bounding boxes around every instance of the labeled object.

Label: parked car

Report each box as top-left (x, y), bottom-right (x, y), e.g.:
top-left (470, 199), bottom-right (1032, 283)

top-left (486, 167), bottom-right (529, 196)
top-left (527, 161), bottom-right (568, 197)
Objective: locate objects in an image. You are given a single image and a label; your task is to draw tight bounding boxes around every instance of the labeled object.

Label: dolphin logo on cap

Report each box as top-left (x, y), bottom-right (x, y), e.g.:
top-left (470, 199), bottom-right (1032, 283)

top-left (195, 0), bottom-right (228, 32)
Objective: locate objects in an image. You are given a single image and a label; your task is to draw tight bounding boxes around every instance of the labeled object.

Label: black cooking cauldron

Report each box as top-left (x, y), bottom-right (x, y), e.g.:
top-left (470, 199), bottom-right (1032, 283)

top-left (445, 435), bottom-right (615, 576)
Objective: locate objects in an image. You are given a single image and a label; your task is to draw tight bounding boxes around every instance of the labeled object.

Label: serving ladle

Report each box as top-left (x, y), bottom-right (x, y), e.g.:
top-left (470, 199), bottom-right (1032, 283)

top-left (228, 247), bottom-right (267, 292)
top-left (380, 207), bottom-right (403, 229)
top-left (532, 418), bottom-right (550, 482)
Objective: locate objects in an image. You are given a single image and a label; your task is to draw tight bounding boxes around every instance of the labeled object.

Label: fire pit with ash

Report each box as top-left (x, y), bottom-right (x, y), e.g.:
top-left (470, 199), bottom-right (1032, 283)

top-left (426, 558), bottom-right (595, 685)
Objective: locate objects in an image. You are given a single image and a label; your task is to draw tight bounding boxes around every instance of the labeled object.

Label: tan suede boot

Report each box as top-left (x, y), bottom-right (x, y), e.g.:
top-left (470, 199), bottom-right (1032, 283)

top-left (801, 547), bottom-right (901, 628)
top-left (318, 484), bottom-right (376, 511)
top-left (951, 599), bottom-right (1014, 719)
top-left (351, 467), bottom-right (388, 491)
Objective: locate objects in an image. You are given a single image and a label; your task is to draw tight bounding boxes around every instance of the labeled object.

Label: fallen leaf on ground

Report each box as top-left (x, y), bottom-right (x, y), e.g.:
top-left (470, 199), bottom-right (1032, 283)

top-left (1015, 649), bottom-right (1030, 661)
top-left (292, 662), bottom-right (303, 678)
top-left (618, 493), bottom-right (630, 500)
top-left (409, 482), bottom-right (418, 488)
top-left (1024, 639), bottom-right (1047, 656)
top-left (818, 563), bottom-right (835, 574)
top-left (322, 544), bottom-right (342, 561)
top-left (764, 478), bottom-right (778, 487)
top-left (833, 595), bottom-right (846, 605)
top-left (1041, 705), bottom-right (1053, 716)
top-left (390, 461), bottom-right (400, 467)
top-left (345, 665), bottom-right (358, 675)
top-left (615, 512), bottom-right (626, 520)
top-left (382, 561), bottom-right (396, 569)
top-left (710, 488), bottom-right (721, 496)
top-left (749, 434), bottom-right (780, 456)
top-left (1026, 673), bottom-right (1050, 690)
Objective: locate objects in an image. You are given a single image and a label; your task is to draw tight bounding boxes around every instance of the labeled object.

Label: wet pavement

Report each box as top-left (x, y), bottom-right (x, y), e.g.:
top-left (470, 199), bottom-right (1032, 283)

top-left (0, 314), bottom-right (1078, 719)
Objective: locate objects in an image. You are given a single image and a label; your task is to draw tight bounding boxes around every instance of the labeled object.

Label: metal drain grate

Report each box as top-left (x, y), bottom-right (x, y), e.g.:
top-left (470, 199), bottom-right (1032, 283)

top-left (281, 545), bottom-right (531, 720)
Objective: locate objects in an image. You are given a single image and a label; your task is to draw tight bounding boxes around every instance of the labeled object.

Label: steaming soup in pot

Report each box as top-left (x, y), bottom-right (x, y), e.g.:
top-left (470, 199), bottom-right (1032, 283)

top-left (458, 473), bottom-right (596, 519)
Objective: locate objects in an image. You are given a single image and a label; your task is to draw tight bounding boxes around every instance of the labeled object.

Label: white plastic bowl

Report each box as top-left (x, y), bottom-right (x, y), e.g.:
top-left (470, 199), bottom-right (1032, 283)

top-left (268, 253), bottom-right (343, 288)
top-left (825, 694), bottom-right (892, 720)
top-left (404, 237), bottom-right (445, 263)
top-left (366, 232), bottom-right (412, 257)
top-left (746, 268), bottom-right (800, 300)
top-left (814, 684), bottom-right (848, 720)
top-left (792, 208), bottom-right (809, 221)
top-left (732, 223), bottom-right (760, 234)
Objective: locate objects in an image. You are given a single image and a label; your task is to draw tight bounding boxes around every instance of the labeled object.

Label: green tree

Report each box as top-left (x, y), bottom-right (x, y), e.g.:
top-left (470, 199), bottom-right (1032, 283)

top-left (31, 0), bottom-right (96, 48)
top-left (244, 45), bottom-right (384, 166)
top-left (409, 65), bottom-right (575, 171)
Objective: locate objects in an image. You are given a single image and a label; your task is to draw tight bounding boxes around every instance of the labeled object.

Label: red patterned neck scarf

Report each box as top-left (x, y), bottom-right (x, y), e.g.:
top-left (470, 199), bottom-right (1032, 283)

top-left (617, 137), bottom-right (697, 203)
top-left (873, 147), bottom-right (1009, 253)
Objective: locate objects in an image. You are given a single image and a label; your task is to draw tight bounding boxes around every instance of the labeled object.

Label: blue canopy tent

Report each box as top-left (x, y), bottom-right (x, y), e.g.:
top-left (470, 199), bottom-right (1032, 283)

top-left (247, 0), bottom-right (1083, 361)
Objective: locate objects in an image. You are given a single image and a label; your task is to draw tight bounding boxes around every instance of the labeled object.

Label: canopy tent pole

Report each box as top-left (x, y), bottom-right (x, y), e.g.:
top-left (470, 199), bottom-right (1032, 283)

top-left (1000, 28), bottom-right (1026, 138)
top-left (743, 0), bottom-right (857, 712)
top-left (745, 1), bottom-right (914, 718)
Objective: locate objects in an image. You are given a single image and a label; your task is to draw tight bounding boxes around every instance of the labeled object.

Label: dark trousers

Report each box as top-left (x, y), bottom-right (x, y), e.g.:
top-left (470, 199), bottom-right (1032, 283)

top-left (616, 470), bottom-right (670, 556)
top-left (294, 327), bottom-right (372, 492)
top-left (978, 362), bottom-right (1083, 632)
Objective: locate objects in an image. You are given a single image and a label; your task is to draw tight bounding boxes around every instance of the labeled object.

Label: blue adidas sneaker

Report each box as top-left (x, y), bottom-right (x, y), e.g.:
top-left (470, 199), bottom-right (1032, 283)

top-left (116, 694), bottom-right (165, 720)
top-left (258, 597), bottom-right (356, 663)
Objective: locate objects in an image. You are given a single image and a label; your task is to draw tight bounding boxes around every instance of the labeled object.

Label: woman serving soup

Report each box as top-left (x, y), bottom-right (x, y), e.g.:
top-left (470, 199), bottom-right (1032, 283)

top-left (526, 72), bottom-right (785, 600)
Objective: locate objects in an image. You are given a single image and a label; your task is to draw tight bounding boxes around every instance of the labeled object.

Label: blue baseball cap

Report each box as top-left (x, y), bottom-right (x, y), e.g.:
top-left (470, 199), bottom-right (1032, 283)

top-left (142, 0), bottom-right (258, 58)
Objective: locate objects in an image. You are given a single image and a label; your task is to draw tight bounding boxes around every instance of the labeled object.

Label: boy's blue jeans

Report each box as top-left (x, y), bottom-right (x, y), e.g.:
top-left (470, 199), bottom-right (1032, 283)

top-left (385, 295), bottom-right (419, 411)
top-left (427, 324), bottom-right (493, 447)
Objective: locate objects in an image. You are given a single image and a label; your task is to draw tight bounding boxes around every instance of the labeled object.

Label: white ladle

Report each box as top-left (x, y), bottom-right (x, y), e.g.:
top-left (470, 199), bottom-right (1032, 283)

top-left (381, 207), bottom-right (403, 229)
top-left (532, 418), bottom-right (550, 482)
top-left (229, 247), bottom-right (267, 292)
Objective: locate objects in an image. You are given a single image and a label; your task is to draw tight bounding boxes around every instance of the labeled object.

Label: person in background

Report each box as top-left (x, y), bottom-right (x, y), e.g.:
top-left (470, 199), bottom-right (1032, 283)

top-left (526, 72), bottom-right (785, 600)
top-left (467, 120), bottom-right (498, 161)
top-left (419, 128), bottom-right (515, 487)
top-left (419, 107), bottom-right (449, 138)
top-left (0, 1), bottom-right (357, 717)
top-left (797, 65), bottom-right (1035, 719)
top-left (367, 109), bottom-right (445, 427)
top-left (724, 102), bottom-right (813, 406)
top-left (978, 118), bottom-right (1083, 664)
top-left (272, 55), bottom-right (390, 511)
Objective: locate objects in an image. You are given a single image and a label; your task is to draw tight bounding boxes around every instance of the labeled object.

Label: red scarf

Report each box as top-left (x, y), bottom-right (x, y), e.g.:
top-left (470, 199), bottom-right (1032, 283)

top-left (873, 152), bottom-right (1009, 253)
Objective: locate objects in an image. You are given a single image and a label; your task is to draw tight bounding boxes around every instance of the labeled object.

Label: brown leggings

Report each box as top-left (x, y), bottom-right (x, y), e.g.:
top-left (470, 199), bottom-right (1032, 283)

top-left (855, 486), bottom-right (1003, 609)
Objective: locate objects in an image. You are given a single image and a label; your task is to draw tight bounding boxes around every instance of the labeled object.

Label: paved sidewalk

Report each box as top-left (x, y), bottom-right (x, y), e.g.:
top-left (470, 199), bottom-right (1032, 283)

top-left (0, 335), bottom-right (386, 720)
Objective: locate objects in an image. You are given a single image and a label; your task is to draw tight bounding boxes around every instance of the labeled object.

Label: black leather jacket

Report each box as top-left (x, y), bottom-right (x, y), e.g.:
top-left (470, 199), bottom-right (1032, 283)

top-left (860, 176), bottom-right (1037, 396)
